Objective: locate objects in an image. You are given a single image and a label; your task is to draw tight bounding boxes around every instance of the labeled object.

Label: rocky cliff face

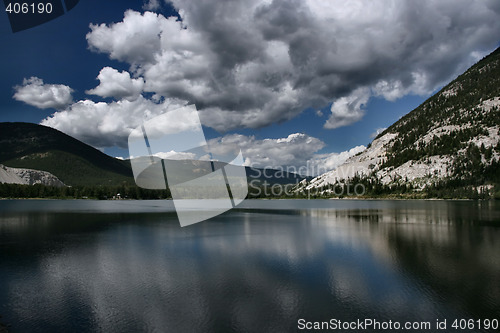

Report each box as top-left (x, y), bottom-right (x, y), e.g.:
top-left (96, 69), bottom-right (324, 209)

top-left (0, 164), bottom-right (65, 187)
top-left (300, 47), bottom-right (500, 195)
top-left (0, 164), bottom-right (25, 184)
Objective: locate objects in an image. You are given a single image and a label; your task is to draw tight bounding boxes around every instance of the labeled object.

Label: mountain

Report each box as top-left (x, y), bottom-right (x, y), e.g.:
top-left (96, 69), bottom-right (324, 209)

top-left (0, 122), bottom-right (134, 186)
top-left (0, 122), bottom-right (309, 189)
top-left (300, 47), bottom-right (500, 198)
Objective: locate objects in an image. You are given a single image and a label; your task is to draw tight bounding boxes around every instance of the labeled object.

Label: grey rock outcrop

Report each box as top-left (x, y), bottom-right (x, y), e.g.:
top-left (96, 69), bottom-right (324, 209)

top-left (0, 164), bottom-right (65, 187)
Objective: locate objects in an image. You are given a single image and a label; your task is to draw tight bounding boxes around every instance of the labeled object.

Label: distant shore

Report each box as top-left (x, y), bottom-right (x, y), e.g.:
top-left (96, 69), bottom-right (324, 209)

top-left (0, 196), bottom-right (490, 201)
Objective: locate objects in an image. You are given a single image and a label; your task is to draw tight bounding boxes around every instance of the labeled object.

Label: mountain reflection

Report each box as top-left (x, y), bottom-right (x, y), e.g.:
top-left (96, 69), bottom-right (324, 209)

top-left (0, 200), bottom-right (498, 332)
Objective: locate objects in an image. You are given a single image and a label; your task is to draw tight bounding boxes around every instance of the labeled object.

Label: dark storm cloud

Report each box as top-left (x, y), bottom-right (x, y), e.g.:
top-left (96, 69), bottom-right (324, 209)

top-left (48, 0), bottom-right (500, 134)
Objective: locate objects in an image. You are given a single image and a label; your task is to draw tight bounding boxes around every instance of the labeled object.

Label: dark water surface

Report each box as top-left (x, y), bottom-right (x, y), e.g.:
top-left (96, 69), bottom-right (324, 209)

top-left (0, 199), bottom-right (499, 332)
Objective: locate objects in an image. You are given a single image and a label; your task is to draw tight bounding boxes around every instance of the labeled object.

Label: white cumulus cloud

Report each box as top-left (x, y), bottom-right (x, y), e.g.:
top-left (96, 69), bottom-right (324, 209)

top-left (86, 67), bottom-right (144, 101)
top-left (206, 133), bottom-right (364, 176)
top-left (40, 96), bottom-right (186, 148)
top-left (208, 133), bottom-right (324, 171)
top-left (13, 77), bottom-right (73, 110)
top-left (325, 88), bottom-right (370, 129)
top-left (86, 10), bottom-right (165, 65)
top-left (370, 127), bottom-right (387, 139)
top-left (309, 145), bottom-right (366, 176)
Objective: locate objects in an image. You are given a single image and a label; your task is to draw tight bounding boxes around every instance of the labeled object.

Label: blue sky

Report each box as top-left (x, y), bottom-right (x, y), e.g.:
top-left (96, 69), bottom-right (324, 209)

top-left (1, 0), bottom-right (500, 175)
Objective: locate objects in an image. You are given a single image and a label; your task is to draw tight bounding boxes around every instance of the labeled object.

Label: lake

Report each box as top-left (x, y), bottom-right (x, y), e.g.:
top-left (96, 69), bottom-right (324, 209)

top-left (0, 199), bottom-right (499, 332)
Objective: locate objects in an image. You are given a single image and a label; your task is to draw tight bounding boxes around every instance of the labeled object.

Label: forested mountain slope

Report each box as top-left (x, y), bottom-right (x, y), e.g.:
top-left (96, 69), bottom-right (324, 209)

top-left (301, 47), bottom-right (500, 198)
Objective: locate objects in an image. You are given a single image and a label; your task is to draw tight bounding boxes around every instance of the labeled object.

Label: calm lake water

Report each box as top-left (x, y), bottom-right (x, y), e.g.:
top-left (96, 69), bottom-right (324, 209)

top-left (0, 199), bottom-right (499, 332)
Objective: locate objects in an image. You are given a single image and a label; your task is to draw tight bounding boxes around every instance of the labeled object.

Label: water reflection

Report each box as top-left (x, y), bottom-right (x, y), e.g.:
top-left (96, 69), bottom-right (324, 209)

top-left (0, 200), bottom-right (498, 332)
